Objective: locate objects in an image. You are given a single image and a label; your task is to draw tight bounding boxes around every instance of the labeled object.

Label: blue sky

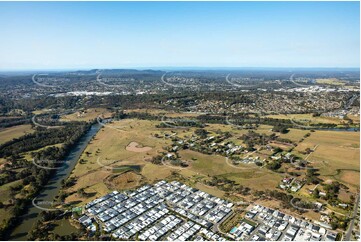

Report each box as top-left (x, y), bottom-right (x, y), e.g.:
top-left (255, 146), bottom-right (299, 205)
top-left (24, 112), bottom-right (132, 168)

top-left (0, 1), bottom-right (359, 70)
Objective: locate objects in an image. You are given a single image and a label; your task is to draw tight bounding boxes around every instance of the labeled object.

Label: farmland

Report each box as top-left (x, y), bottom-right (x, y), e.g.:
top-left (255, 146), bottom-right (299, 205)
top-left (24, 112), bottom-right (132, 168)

top-left (63, 119), bottom-right (172, 205)
top-left (63, 115), bottom-right (357, 202)
top-left (60, 108), bottom-right (112, 122)
top-left (62, 118), bottom-right (286, 206)
top-left (266, 113), bottom-right (357, 126)
top-left (292, 130), bottom-right (359, 190)
top-left (62, 112), bottom-right (360, 206)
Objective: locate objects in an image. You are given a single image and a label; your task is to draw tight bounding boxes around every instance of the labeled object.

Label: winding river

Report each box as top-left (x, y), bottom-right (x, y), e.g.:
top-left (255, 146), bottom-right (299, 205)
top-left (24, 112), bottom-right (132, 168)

top-left (9, 123), bottom-right (102, 241)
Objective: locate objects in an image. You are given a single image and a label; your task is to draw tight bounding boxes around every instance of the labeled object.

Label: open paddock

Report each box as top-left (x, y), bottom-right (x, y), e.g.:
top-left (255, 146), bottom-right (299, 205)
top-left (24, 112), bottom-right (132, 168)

top-left (292, 130), bottom-right (359, 191)
top-left (0, 124), bottom-right (34, 145)
top-left (61, 108), bottom-right (112, 122)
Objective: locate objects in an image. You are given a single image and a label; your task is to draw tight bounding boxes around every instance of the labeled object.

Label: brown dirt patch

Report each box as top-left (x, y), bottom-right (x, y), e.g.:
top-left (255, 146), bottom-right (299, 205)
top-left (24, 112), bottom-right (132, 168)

top-left (126, 142), bottom-right (152, 152)
top-left (338, 189), bottom-right (353, 203)
top-left (338, 170), bottom-right (360, 186)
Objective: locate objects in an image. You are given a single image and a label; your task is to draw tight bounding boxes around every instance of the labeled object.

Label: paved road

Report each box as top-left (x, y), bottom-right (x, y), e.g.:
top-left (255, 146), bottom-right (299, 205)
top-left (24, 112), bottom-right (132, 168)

top-left (344, 194), bottom-right (360, 241)
top-left (344, 94), bottom-right (359, 110)
top-left (214, 210), bottom-right (235, 237)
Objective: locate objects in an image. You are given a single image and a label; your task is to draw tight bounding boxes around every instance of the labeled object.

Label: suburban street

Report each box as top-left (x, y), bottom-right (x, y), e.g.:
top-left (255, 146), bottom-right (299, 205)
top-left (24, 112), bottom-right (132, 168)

top-left (344, 194), bottom-right (360, 241)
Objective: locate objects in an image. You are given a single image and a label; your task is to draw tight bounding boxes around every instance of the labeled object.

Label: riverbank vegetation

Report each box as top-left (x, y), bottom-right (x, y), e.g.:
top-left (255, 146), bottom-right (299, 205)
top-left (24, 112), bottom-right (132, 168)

top-left (0, 122), bottom-right (91, 240)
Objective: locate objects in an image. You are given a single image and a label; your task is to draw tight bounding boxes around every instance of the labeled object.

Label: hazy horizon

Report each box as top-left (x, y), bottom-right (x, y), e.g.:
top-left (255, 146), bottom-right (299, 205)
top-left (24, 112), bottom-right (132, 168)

top-left (0, 66), bottom-right (360, 73)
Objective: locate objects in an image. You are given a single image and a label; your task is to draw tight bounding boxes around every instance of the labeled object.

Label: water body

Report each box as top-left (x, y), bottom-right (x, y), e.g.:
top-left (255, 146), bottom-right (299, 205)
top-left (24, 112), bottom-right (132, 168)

top-left (303, 127), bottom-right (359, 132)
top-left (9, 123), bottom-right (102, 241)
top-left (324, 127), bottom-right (359, 132)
